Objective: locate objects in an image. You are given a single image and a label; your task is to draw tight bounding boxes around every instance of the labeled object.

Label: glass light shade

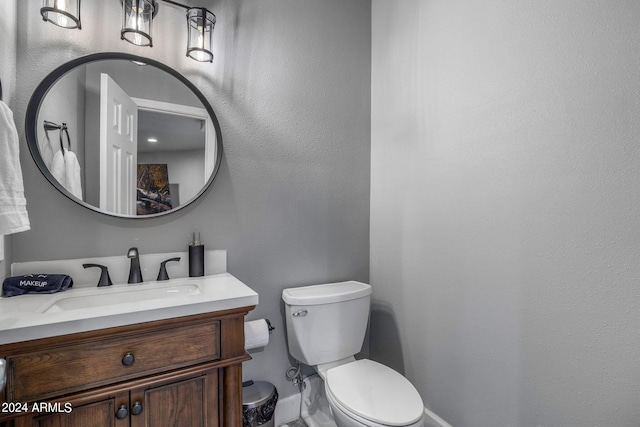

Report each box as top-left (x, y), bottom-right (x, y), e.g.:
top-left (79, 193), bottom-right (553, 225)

top-left (41, 0), bottom-right (81, 29)
top-left (121, 0), bottom-right (157, 47)
top-left (186, 8), bottom-right (216, 63)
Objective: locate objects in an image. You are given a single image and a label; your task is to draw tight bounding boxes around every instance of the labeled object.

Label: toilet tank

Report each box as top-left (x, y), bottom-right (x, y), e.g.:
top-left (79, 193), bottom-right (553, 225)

top-left (282, 281), bottom-right (372, 366)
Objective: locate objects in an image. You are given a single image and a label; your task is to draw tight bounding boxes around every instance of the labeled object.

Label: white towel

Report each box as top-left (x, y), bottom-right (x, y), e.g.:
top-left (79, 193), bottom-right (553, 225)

top-left (0, 100), bottom-right (30, 235)
top-left (50, 148), bottom-right (83, 200)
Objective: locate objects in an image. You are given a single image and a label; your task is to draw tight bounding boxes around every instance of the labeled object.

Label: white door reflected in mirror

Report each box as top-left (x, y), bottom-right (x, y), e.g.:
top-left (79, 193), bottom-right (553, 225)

top-left (100, 73), bottom-right (137, 215)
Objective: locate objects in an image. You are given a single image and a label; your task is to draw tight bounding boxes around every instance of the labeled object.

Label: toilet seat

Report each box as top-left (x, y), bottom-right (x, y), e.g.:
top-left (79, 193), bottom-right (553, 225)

top-left (325, 359), bottom-right (424, 426)
top-left (326, 387), bottom-right (425, 427)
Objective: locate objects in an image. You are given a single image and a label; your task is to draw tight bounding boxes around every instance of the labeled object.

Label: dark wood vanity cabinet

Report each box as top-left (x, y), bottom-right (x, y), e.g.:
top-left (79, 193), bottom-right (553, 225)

top-left (28, 366), bottom-right (221, 427)
top-left (31, 396), bottom-right (123, 427)
top-left (0, 306), bottom-right (253, 427)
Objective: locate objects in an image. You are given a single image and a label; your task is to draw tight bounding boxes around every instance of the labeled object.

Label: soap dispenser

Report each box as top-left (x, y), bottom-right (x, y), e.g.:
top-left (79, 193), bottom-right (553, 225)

top-left (189, 232), bottom-right (205, 277)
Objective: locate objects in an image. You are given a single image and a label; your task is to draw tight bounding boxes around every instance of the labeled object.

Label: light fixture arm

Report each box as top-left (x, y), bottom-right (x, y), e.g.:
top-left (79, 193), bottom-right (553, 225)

top-left (158, 0), bottom-right (190, 10)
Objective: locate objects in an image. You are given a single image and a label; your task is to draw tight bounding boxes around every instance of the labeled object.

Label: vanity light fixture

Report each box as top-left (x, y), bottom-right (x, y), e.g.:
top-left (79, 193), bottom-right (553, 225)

top-left (40, 0), bottom-right (81, 29)
top-left (121, 0), bottom-right (157, 47)
top-left (40, 0), bottom-right (216, 63)
top-left (186, 7), bottom-right (216, 63)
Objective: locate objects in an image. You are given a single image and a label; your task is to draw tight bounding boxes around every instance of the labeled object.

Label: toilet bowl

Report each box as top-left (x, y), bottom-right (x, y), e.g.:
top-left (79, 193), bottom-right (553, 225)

top-left (282, 281), bottom-right (425, 427)
top-left (324, 359), bottom-right (425, 427)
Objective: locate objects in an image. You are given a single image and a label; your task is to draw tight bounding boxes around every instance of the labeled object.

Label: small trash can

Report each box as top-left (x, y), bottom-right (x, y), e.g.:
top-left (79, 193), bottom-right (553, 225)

top-left (242, 380), bottom-right (278, 427)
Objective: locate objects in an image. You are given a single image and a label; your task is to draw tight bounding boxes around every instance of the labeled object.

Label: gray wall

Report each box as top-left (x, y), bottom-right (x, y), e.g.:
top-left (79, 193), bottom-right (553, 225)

top-left (371, 1), bottom-right (640, 426)
top-left (13, 0), bottom-right (371, 399)
top-left (0, 0), bottom-right (17, 107)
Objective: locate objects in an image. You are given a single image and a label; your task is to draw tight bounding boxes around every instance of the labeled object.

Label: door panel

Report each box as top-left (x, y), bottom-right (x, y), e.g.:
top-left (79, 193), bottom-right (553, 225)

top-left (32, 399), bottom-right (118, 427)
top-left (100, 73), bottom-right (137, 215)
top-left (131, 369), bottom-right (219, 427)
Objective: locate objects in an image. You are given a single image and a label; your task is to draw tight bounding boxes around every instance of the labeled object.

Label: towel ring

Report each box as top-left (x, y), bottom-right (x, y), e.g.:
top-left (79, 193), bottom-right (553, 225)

top-left (43, 120), bottom-right (71, 155)
top-left (60, 123), bottom-right (71, 153)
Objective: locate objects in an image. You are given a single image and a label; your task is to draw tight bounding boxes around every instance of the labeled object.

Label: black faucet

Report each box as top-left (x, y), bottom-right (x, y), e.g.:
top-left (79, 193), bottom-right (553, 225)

top-left (127, 247), bottom-right (143, 284)
top-left (83, 263), bottom-right (113, 287)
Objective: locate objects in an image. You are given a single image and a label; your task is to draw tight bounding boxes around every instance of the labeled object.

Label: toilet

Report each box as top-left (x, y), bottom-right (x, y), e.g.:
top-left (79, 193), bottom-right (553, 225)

top-left (282, 281), bottom-right (426, 427)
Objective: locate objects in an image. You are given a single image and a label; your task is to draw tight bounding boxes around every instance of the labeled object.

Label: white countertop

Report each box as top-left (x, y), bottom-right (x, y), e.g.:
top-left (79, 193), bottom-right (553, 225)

top-left (0, 273), bottom-right (259, 345)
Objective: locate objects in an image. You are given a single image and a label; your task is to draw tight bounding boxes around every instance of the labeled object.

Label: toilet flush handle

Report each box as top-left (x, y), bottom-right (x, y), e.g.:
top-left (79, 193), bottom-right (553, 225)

top-left (292, 309), bottom-right (308, 317)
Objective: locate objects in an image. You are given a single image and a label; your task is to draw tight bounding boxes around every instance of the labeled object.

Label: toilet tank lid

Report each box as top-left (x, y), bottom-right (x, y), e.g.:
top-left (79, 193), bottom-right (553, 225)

top-left (282, 281), bottom-right (371, 305)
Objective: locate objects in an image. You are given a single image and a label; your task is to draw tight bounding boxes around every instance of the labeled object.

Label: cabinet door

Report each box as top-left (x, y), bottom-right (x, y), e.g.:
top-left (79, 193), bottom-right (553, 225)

top-left (29, 397), bottom-right (128, 427)
top-left (130, 368), bottom-right (219, 427)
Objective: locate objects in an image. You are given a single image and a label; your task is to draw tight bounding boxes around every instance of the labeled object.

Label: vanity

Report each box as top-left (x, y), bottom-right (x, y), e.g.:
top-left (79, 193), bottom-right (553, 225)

top-left (0, 271), bottom-right (258, 427)
top-left (1, 48), bottom-right (254, 425)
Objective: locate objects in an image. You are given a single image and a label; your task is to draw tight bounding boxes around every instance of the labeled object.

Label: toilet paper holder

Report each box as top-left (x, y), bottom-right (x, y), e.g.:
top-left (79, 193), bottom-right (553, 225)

top-left (244, 319), bottom-right (275, 351)
top-left (265, 319), bottom-right (275, 332)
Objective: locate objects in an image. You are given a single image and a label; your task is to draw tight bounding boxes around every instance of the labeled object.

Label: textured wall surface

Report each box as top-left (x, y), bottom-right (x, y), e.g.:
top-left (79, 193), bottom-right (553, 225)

top-left (0, 0), bottom-right (17, 106)
top-left (371, 1), bottom-right (640, 426)
top-left (13, 0), bottom-right (371, 399)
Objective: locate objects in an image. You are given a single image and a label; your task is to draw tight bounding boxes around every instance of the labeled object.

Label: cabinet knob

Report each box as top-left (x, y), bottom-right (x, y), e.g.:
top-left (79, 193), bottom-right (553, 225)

top-left (122, 352), bottom-right (135, 366)
top-left (131, 401), bottom-right (143, 416)
top-left (115, 404), bottom-right (129, 419)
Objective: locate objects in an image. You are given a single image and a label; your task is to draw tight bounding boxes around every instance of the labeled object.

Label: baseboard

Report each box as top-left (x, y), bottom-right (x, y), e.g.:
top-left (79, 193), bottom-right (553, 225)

top-left (274, 393), bottom-right (452, 427)
top-left (424, 407), bottom-right (454, 427)
top-left (274, 392), bottom-right (301, 426)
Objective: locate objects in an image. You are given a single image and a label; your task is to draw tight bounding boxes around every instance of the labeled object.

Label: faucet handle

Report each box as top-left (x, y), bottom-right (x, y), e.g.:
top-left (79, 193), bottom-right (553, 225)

top-left (127, 247), bottom-right (139, 258)
top-left (157, 257), bottom-right (181, 281)
top-left (83, 264), bottom-right (113, 287)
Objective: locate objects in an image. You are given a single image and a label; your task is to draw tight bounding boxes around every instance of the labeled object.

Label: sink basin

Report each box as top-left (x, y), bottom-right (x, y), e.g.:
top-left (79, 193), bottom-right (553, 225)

top-left (42, 283), bottom-right (201, 313)
top-left (0, 272), bottom-right (259, 346)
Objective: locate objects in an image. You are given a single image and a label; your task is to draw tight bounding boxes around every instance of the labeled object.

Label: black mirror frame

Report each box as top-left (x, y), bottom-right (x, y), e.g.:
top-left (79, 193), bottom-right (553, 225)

top-left (25, 52), bottom-right (223, 219)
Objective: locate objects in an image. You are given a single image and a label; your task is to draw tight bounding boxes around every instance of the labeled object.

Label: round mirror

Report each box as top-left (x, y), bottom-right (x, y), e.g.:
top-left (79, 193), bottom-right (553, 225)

top-left (25, 53), bottom-right (222, 218)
